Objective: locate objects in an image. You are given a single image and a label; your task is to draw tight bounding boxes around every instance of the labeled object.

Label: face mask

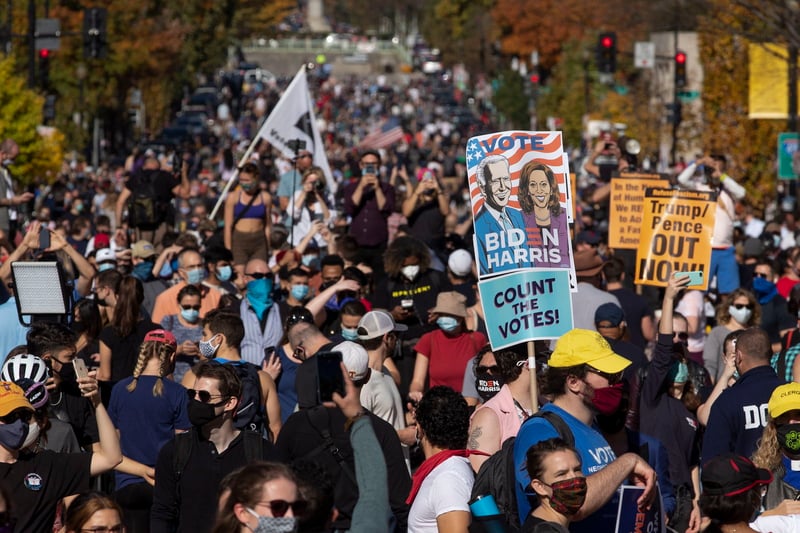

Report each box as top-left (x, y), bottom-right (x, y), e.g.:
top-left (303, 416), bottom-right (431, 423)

top-left (216, 265), bottom-right (232, 282)
top-left (98, 263), bottom-right (116, 272)
top-left (1, 159), bottom-right (12, 168)
top-left (56, 360), bottom-right (77, 382)
top-left (302, 254), bottom-right (319, 269)
top-left (199, 334), bottom-right (221, 358)
top-left (72, 320), bottom-right (88, 334)
top-left (436, 316), bottom-right (460, 332)
top-left (0, 419), bottom-right (29, 451)
top-left (132, 261), bottom-right (154, 281)
top-left (590, 382), bottom-right (624, 416)
top-left (170, 258), bottom-right (180, 272)
top-left (186, 267), bottom-right (206, 285)
top-left (187, 399), bottom-right (223, 427)
top-left (729, 305), bottom-right (753, 325)
top-left (290, 284), bottom-right (309, 301)
top-left (246, 508), bottom-right (299, 533)
top-left (341, 327), bottom-right (359, 341)
top-left (547, 477), bottom-right (588, 516)
top-left (240, 182), bottom-right (256, 192)
top-left (475, 373), bottom-right (503, 402)
top-left (246, 278), bottom-right (274, 320)
top-left (22, 422), bottom-right (40, 449)
top-left (180, 206), bottom-right (191, 215)
top-left (667, 361), bottom-right (689, 384)
top-left (159, 261), bottom-right (174, 278)
top-left (181, 308), bottom-right (200, 323)
top-left (401, 264), bottom-right (420, 280)
top-left (777, 423), bottom-right (800, 455)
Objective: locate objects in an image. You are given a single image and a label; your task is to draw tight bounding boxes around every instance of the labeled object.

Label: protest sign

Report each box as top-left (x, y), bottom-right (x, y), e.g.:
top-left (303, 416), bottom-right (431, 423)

top-left (479, 270), bottom-right (573, 349)
top-left (635, 188), bottom-right (716, 288)
top-left (608, 173), bottom-right (669, 249)
top-left (615, 485), bottom-right (664, 533)
top-left (466, 131), bottom-right (575, 279)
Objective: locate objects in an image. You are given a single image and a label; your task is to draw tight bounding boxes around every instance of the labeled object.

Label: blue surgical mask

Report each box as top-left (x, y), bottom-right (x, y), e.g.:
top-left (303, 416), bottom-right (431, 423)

top-left (246, 277), bottom-right (274, 320)
top-left (245, 508), bottom-right (298, 533)
top-left (290, 284), bottom-right (309, 301)
top-left (341, 327), bottom-right (359, 341)
top-left (181, 308), bottom-right (200, 323)
top-left (98, 262), bottom-right (115, 272)
top-left (436, 316), bottom-right (460, 332)
top-left (186, 268), bottom-right (206, 285)
top-left (0, 418), bottom-right (29, 451)
top-left (302, 254), bottom-right (319, 269)
top-left (216, 265), bottom-right (232, 282)
top-left (159, 261), bottom-right (173, 278)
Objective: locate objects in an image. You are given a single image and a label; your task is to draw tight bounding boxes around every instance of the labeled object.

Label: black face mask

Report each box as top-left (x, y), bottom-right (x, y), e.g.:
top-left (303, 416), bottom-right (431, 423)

top-left (187, 399), bottom-right (224, 427)
top-left (777, 423), bottom-right (800, 455)
top-left (72, 321), bottom-right (88, 335)
top-left (475, 373), bottom-right (503, 402)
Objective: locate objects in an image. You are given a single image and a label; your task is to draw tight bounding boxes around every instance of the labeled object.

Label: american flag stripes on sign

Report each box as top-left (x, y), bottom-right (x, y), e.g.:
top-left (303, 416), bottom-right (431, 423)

top-left (358, 119), bottom-right (404, 149)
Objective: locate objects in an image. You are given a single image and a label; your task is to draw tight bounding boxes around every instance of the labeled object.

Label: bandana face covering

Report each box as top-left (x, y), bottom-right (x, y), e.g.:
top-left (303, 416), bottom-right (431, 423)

top-left (547, 477), bottom-right (587, 516)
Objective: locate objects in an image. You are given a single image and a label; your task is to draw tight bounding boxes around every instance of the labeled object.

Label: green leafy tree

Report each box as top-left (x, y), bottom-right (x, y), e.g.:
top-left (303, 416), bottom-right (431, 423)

top-left (493, 68), bottom-right (529, 129)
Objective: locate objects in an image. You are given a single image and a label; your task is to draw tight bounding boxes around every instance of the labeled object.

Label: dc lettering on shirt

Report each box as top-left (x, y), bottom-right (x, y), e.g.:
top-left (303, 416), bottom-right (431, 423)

top-left (743, 403), bottom-right (769, 430)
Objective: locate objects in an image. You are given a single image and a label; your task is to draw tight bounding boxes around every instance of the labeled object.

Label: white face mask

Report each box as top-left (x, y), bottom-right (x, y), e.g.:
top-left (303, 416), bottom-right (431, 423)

top-left (729, 305), bottom-right (753, 325)
top-left (401, 264), bottom-right (420, 280)
top-left (22, 422), bottom-right (40, 449)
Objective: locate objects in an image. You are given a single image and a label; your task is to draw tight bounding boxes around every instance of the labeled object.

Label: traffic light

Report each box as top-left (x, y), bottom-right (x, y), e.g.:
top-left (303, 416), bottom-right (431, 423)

top-left (674, 50), bottom-right (687, 88)
top-left (38, 49), bottom-right (50, 89)
top-left (83, 8), bottom-right (108, 59)
top-left (596, 32), bottom-right (617, 74)
top-left (43, 94), bottom-right (56, 123)
top-left (665, 102), bottom-right (683, 126)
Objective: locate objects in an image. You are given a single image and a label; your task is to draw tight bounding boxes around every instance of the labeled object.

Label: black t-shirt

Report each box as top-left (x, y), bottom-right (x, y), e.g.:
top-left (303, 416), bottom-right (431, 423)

top-left (0, 450), bottom-right (92, 533)
top-left (521, 515), bottom-right (570, 533)
top-left (125, 169), bottom-right (180, 225)
top-left (47, 386), bottom-right (99, 450)
top-left (100, 319), bottom-right (160, 382)
top-left (609, 287), bottom-right (654, 350)
top-left (408, 199), bottom-right (445, 248)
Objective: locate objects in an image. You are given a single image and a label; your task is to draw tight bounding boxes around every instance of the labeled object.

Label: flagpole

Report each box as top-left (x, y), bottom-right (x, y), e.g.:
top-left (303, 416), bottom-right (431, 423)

top-left (208, 138), bottom-right (260, 221)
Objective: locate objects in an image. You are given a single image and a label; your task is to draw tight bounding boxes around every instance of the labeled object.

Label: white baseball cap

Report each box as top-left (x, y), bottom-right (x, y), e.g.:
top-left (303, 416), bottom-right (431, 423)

top-left (335, 341), bottom-right (369, 381)
top-left (357, 310), bottom-right (408, 340)
top-left (448, 249), bottom-right (473, 277)
top-left (96, 248), bottom-right (116, 264)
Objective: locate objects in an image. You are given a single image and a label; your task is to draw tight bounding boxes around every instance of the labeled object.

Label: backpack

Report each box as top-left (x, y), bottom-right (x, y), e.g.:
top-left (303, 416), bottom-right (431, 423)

top-left (210, 360), bottom-right (268, 437)
top-left (172, 428), bottom-right (265, 484)
top-left (469, 410), bottom-right (575, 533)
top-left (127, 169), bottom-right (162, 230)
top-left (773, 328), bottom-right (800, 381)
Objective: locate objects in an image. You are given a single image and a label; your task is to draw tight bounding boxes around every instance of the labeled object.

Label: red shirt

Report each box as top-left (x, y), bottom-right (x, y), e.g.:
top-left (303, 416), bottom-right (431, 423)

top-left (777, 276), bottom-right (800, 299)
top-left (414, 329), bottom-right (487, 392)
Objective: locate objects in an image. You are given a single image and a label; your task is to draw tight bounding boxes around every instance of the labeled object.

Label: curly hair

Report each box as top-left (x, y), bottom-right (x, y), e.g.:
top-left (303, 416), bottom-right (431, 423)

top-left (544, 364), bottom-right (588, 398)
top-left (517, 162), bottom-right (562, 217)
top-left (752, 419), bottom-right (782, 472)
top-left (716, 288), bottom-right (761, 327)
top-left (383, 236), bottom-right (431, 278)
top-left (416, 386), bottom-right (470, 450)
top-left (495, 349), bottom-right (528, 383)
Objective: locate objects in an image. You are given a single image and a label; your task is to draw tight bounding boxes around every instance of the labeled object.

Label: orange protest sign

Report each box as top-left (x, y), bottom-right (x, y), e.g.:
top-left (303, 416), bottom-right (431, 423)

top-left (608, 174), bottom-right (667, 250)
top-left (635, 188), bottom-right (716, 288)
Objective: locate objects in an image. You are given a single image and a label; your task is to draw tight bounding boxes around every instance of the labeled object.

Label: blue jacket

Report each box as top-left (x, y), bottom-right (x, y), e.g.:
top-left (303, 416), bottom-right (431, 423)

top-left (474, 204), bottom-right (531, 276)
top-left (701, 365), bottom-right (783, 462)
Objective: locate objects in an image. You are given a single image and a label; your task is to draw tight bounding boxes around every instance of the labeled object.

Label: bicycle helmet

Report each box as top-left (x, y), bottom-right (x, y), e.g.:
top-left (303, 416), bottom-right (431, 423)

top-left (1, 353), bottom-right (50, 384)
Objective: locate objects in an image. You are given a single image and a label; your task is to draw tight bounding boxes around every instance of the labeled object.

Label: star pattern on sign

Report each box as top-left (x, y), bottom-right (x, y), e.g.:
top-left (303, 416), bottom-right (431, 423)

top-left (466, 138), bottom-right (485, 166)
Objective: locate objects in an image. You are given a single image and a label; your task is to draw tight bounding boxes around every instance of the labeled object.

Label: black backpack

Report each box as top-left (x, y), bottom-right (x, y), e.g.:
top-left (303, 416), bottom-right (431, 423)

top-left (173, 428), bottom-right (265, 483)
top-left (211, 360), bottom-right (268, 438)
top-left (127, 169), bottom-right (163, 230)
top-left (469, 410), bottom-right (575, 533)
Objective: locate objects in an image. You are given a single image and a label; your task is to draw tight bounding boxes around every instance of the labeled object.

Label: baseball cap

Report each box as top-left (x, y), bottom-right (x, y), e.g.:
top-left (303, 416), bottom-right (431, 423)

top-left (93, 233), bottom-right (111, 250)
top-left (132, 240), bottom-right (156, 259)
top-left (768, 382), bottom-right (800, 419)
top-left (576, 230), bottom-right (600, 246)
top-left (548, 329), bottom-right (632, 374)
top-left (357, 310), bottom-right (408, 340)
top-left (0, 381), bottom-right (33, 417)
top-left (448, 249), bottom-right (473, 277)
top-left (144, 329), bottom-right (177, 349)
top-left (96, 248), bottom-right (116, 264)
top-left (594, 302), bottom-right (625, 327)
top-left (335, 341), bottom-right (369, 381)
top-left (701, 453), bottom-right (772, 497)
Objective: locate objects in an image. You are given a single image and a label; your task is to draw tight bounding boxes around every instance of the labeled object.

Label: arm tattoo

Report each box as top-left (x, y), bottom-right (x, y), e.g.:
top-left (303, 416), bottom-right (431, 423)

top-left (468, 426), bottom-right (483, 450)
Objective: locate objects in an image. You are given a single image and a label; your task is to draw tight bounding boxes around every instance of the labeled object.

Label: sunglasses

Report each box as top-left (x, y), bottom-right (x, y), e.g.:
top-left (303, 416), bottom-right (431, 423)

top-left (245, 272), bottom-right (271, 280)
top-left (732, 303), bottom-right (754, 310)
top-left (180, 304), bottom-right (201, 311)
top-left (586, 366), bottom-right (623, 385)
top-left (286, 311), bottom-right (313, 329)
top-left (754, 272), bottom-right (770, 279)
top-left (257, 499), bottom-right (308, 518)
top-left (186, 389), bottom-right (228, 405)
top-left (0, 409), bottom-right (32, 425)
top-left (476, 365), bottom-right (499, 374)
top-left (674, 332), bottom-right (689, 341)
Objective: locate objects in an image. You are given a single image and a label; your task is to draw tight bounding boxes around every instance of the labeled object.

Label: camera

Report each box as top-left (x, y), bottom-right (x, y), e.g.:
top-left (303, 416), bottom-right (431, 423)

top-left (363, 164), bottom-right (377, 176)
top-left (288, 139), bottom-right (307, 153)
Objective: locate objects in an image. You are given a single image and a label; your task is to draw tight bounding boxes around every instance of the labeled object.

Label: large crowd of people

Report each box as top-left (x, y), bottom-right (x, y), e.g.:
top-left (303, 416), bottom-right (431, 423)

top-left (1, 69), bottom-right (800, 533)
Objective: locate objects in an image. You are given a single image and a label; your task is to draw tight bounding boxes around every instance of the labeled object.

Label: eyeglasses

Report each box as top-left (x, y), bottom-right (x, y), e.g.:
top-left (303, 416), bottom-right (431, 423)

top-left (180, 304), bottom-right (201, 311)
top-left (186, 389), bottom-right (228, 405)
top-left (256, 499), bottom-right (308, 518)
top-left (732, 303), bottom-right (754, 310)
top-left (674, 332), bottom-right (689, 341)
top-left (754, 272), bottom-right (770, 279)
top-left (586, 366), bottom-right (623, 385)
top-left (245, 272), bottom-right (270, 279)
top-left (80, 526), bottom-right (124, 533)
top-left (286, 310), bottom-right (313, 329)
top-left (0, 409), bottom-right (32, 425)
top-left (477, 365), bottom-right (499, 374)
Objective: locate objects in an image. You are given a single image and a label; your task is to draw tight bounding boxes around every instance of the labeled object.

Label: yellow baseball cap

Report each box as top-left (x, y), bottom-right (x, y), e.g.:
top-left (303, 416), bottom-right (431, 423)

top-left (768, 382), bottom-right (800, 419)
top-left (548, 329), bottom-right (632, 374)
top-left (0, 381), bottom-right (33, 417)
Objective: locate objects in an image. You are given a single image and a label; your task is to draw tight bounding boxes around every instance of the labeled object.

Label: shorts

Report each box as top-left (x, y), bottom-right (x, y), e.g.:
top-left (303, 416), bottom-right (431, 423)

top-left (232, 229), bottom-right (268, 265)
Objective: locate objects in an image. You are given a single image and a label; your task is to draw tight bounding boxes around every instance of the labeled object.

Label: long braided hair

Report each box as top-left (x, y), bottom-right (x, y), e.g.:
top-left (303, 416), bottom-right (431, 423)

top-left (126, 340), bottom-right (176, 397)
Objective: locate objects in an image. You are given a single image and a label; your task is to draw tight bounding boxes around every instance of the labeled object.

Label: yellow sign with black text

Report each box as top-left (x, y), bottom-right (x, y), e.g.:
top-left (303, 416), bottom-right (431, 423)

top-left (608, 173), bottom-right (668, 250)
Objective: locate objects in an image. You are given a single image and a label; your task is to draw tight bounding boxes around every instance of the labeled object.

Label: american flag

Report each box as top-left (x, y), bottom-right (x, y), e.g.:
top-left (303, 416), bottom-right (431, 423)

top-left (358, 118), bottom-right (404, 149)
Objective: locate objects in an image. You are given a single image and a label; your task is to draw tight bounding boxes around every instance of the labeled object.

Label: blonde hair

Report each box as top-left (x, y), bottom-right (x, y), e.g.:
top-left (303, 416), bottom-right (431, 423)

top-left (126, 340), bottom-right (176, 397)
top-left (752, 419), bottom-right (782, 472)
